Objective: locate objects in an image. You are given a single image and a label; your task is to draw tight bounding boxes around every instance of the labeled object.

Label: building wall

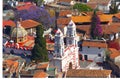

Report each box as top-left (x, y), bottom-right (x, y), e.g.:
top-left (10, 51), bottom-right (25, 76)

top-left (26, 28), bottom-right (36, 35)
top-left (44, 0), bottom-right (54, 4)
top-left (97, 4), bottom-right (110, 13)
top-left (115, 56), bottom-right (120, 63)
top-left (80, 47), bottom-right (105, 62)
top-left (110, 34), bottom-right (114, 41)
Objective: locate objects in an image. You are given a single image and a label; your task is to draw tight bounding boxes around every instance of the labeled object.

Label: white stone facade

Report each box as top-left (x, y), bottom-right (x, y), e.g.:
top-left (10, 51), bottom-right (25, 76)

top-left (80, 47), bottom-right (106, 63)
top-left (51, 20), bottom-right (79, 72)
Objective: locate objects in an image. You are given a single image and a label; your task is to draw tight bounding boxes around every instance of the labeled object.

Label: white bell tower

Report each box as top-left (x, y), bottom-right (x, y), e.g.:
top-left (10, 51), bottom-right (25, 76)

top-left (66, 20), bottom-right (77, 46)
top-left (54, 29), bottom-right (64, 58)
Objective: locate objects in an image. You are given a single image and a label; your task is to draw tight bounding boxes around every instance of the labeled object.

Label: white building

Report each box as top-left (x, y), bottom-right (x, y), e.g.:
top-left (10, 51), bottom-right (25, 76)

top-left (79, 40), bottom-right (107, 63)
top-left (44, 0), bottom-right (54, 4)
top-left (87, 0), bottom-right (111, 13)
top-left (50, 20), bottom-right (79, 72)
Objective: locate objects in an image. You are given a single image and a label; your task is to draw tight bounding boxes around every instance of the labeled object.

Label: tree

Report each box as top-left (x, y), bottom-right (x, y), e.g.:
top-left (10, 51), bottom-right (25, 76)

top-left (31, 25), bottom-right (48, 62)
top-left (14, 5), bottom-right (52, 29)
top-left (90, 10), bottom-right (102, 39)
top-left (73, 3), bottom-right (93, 12)
top-left (109, 0), bottom-right (120, 14)
top-left (104, 49), bottom-right (111, 61)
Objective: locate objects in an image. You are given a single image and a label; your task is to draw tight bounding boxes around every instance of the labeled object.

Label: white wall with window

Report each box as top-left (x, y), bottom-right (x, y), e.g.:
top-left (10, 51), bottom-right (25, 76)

top-left (80, 47), bottom-right (105, 62)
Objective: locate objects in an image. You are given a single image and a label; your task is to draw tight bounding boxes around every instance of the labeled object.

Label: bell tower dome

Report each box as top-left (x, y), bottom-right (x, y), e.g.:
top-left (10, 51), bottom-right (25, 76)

top-left (66, 20), bottom-right (77, 46)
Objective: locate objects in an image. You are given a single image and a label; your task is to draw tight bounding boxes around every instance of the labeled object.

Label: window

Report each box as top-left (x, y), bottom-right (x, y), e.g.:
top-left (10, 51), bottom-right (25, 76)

top-left (88, 46), bottom-right (90, 48)
top-left (98, 47), bottom-right (101, 49)
top-left (98, 54), bottom-right (101, 57)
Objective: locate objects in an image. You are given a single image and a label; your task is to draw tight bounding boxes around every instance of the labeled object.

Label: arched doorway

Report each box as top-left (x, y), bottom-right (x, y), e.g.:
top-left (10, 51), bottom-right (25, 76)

top-left (69, 62), bottom-right (72, 69)
top-left (79, 54), bottom-right (83, 60)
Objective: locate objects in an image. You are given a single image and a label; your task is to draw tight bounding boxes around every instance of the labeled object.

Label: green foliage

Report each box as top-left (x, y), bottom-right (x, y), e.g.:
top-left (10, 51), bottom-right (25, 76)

top-left (34, 0), bottom-right (44, 6)
top-left (104, 49), bottom-right (111, 61)
top-left (31, 25), bottom-right (48, 62)
top-left (73, 3), bottom-right (93, 12)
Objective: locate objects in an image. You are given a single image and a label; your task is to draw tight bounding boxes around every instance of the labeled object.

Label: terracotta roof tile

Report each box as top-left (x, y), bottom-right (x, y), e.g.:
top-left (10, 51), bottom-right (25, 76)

top-left (109, 48), bottom-right (120, 59)
top-left (3, 20), bottom-right (16, 27)
top-left (88, 11), bottom-right (103, 15)
top-left (36, 63), bottom-right (49, 69)
top-left (58, 25), bottom-right (66, 29)
top-left (87, 0), bottom-right (110, 5)
top-left (82, 40), bottom-right (107, 48)
top-left (20, 19), bottom-right (40, 29)
top-left (76, 23), bottom-right (120, 35)
top-left (33, 71), bottom-right (48, 78)
top-left (57, 18), bottom-right (71, 25)
top-left (3, 59), bottom-right (19, 73)
top-left (59, 10), bottom-right (71, 17)
top-left (102, 23), bottom-right (120, 34)
top-left (72, 14), bottom-right (113, 23)
top-left (66, 69), bottom-right (112, 78)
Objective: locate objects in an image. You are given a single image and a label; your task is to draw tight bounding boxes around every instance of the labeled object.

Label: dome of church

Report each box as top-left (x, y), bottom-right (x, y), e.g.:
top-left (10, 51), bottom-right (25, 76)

top-left (68, 20), bottom-right (75, 28)
top-left (55, 29), bottom-right (63, 36)
top-left (11, 22), bottom-right (27, 38)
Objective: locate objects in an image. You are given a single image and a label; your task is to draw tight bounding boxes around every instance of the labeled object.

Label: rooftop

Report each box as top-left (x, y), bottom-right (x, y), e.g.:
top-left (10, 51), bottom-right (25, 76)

top-left (3, 20), bottom-right (16, 27)
top-left (76, 23), bottom-right (120, 35)
top-left (57, 18), bottom-right (71, 25)
top-left (3, 19), bottom-right (40, 29)
top-left (20, 19), bottom-right (40, 29)
top-left (72, 14), bottom-right (113, 23)
top-left (36, 62), bottom-right (49, 69)
top-left (66, 69), bottom-right (112, 78)
top-left (82, 40), bottom-right (107, 48)
top-left (33, 71), bottom-right (48, 78)
top-left (87, 0), bottom-right (110, 5)
top-left (109, 48), bottom-right (120, 59)
top-left (59, 10), bottom-right (71, 17)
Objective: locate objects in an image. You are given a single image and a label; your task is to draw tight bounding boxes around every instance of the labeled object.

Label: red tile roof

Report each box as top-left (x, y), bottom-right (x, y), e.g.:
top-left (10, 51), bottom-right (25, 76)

top-left (57, 18), bottom-right (71, 25)
top-left (3, 59), bottom-right (19, 73)
top-left (109, 48), bottom-right (120, 59)
top-left (72, 14), bottom-right (113, 23)
top-left (36, 63), bottom-right (49, 69)
top-left (33, 71), bottom-right (48, 78)
top-left (76, 23), bottom-right (120, 35)
top-left (66, 69), bottom-right (112, 78)
top-left (87, 0), bottom-right (110, 5)
top-left (3, 20), bottom-right (16, 27)
top-left (82, 40), bottom-right (107, 48)
top-left (20, 20), bottom-right (40, 29)
top-left (59, 10), bottom-right (71, 17)
top-left (3, 20), bottom-right (40, 29)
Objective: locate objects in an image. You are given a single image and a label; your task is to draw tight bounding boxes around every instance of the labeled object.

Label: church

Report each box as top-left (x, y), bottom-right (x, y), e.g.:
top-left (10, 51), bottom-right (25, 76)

top-left (50, 20), bottom-right (80, 72)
